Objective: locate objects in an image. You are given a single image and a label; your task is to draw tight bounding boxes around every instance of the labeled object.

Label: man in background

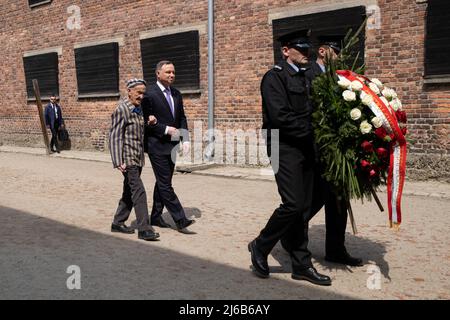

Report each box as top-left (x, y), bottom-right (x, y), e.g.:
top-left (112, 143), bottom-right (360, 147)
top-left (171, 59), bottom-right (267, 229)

top-left (44, 94), bottom-right (63, 153)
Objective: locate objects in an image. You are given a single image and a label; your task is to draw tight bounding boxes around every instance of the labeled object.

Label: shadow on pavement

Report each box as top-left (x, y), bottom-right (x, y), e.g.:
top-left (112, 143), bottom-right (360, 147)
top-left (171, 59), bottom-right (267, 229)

top-left (0, 206), bottom-right (354, 300)
top-left (270, 224), bottom-right (390, 280)
top-left (185, 207), bottom-right (202, 219)
top-left (131, 207), bottom-right (202, 233)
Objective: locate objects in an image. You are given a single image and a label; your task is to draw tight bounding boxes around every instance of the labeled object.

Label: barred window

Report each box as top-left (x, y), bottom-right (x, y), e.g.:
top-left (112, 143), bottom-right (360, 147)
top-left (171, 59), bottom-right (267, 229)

top-left (425, 0), bottom-right (450, 77)
top-left (74, 43), bottom-right (119, 97)
top-left (141, 31), bottom-right (200, 91)
top-left (23, 52), bottom-right (59, 99)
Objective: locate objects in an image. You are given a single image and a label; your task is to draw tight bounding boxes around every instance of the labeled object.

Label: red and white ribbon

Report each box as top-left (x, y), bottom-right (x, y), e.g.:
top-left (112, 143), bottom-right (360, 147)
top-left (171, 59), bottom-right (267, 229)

top-left (336, 70), bottom-right (407, 227)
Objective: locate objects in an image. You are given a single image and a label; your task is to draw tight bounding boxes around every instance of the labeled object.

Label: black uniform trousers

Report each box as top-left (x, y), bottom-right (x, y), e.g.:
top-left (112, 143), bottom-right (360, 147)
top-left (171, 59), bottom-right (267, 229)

top-left (50, 121), bottom-right (60, 151)
top-left (148, 153), bottom-right (186, 223)
top-left (256, 142), bottom-right (315, 271)
top-left (113, 165), bottom-right (152, 232)
top-left (323, 186), bottom-right (348, 255)
top-left (282, 173), bottom-right (349, 256)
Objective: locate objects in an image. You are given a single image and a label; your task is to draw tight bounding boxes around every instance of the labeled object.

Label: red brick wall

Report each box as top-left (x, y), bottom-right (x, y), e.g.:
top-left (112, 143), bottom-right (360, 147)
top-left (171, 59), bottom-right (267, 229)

top-left (365, 0), bottom-right (449, 156)
top-left (0, 0), bottom-right (209, 151)
top-left (0, 1), bottom-right (448, 171)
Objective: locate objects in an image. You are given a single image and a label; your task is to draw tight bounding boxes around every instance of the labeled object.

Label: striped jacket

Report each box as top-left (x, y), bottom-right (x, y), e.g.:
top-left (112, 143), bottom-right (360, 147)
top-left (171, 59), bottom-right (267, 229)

top-left (109, 97), bottom-right (145, 168)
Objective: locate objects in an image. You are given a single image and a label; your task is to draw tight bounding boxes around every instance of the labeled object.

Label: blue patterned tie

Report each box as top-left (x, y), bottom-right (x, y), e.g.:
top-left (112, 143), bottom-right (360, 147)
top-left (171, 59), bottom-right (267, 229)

top-left (164, 88), bottom-right (175, 117)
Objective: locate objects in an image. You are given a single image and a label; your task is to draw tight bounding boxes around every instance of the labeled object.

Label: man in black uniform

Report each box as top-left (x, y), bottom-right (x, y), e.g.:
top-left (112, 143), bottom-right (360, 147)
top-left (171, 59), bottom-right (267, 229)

top-left (248, 30), bottom-right (331, 286)
top-left (308, 35), bottom-right (342, 76)
top-left (282, 35), bottom-right (363, 267)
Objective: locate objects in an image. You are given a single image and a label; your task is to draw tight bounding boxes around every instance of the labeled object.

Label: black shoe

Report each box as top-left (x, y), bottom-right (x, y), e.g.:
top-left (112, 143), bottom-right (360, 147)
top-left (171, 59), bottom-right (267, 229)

top-left (325, 251), bottom-right (363, 267)
top-left (111, 223), bottom-right (135, 234)
top-left (138, 229), bottom-right (160, 241)
top-left (151, 217), bottom-right (172, 228)
top-left (56, 149), bottom-right (61, 153)
top-left (292, 267), bottom-right (332, 286)
top-left (175, 218), bottom-right (195, 231)
top-left (248, 240), bottom-right (269, 278)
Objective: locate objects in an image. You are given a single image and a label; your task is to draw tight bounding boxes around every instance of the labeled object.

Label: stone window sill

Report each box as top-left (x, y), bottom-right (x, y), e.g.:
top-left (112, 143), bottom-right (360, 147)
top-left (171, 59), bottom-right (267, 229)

top-left (77, 93), bottom-right (121, 99)
top-left (424, 75), bottom-right (450, 84)
top-left (180, 89), bottom-right (201, 95)
top-left (29, 0), bottom-right (52, 9)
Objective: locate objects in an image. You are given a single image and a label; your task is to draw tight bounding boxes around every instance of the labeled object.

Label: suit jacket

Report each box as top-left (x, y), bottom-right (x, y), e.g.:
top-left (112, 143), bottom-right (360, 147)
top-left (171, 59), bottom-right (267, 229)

top-left (141, 83), bottom-right (189, 155)
top-left (109, 97), bottom-right (145, 168)
top-left (44, 103), bottom-right (63, 129)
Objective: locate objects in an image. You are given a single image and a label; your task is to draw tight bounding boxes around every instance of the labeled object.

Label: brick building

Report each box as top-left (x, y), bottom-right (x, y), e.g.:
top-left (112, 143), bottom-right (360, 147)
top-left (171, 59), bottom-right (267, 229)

top-left (0, 0), bottom-right (448, 179)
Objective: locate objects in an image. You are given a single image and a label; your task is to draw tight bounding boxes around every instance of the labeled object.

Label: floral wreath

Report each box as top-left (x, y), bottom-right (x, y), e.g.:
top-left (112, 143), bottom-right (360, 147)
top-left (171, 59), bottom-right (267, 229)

top-left (311, 24), bottom-right (407, 230)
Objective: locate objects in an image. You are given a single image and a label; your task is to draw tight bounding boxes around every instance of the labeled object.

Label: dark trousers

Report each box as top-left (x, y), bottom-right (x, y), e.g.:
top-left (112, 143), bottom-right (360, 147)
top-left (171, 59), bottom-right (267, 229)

top-left (148, 153), bottom-right (186, 223)
top-left (282, 173), bottom-right (349, 256)
top-left (113, 166), bottom-right (151, 231)
top-left (323, 186), bottom-right (348, 255)
top-left (50, 121), bottom-right (60, 151)
top-left (255, 143), bottom-right (315, 271)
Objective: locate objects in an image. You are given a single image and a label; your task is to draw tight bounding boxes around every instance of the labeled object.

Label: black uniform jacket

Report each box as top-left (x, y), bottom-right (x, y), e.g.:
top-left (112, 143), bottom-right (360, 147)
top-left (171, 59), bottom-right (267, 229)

top-left (261, 59), bottom-right (314, 154)
top-left (306, 60), bottom-right (324, 79)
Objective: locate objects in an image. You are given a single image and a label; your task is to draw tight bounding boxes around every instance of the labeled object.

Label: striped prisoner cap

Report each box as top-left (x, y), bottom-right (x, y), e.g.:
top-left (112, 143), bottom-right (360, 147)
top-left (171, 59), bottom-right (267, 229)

top-left (126, 78), bottom-right (147, 89)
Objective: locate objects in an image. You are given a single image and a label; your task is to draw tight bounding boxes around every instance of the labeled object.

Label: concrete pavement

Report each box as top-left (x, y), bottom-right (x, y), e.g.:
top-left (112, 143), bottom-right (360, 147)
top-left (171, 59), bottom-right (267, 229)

top-left (0, 149), bottom-right (449, 300)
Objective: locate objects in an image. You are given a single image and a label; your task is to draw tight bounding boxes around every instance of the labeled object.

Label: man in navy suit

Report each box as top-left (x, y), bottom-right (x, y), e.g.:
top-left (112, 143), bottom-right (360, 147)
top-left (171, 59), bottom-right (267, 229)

top-left (141, 60), bottom-right (195, 233)
top-left (44, 94), bottom-right (63, 153)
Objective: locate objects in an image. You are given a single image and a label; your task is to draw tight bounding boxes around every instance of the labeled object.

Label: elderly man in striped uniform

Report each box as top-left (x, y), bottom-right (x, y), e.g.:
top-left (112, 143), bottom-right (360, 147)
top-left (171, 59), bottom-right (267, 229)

top-left (109, 78), bottom-right (159, 241)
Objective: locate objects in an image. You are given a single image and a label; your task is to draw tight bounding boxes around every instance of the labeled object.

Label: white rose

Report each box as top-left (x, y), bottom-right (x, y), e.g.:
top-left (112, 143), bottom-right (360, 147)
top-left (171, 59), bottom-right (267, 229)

top-left (391, 89), bottom-right (398, 99)
top-left (371, 117), bottom-right (383, 128)
top-left (390, 98), bottom-right (402, 111)
top-left (342, 90), bottom-right (356, 101)
top-left (382, 87), bottom-right (393, 99)
top-left (337, 77), bottom-right (351, 89)
top-left (350, 108), bottom-right (362, 120)
top-left (360, 120), bottom-right (373, 134)
top-left (371, 78), bottom-right (384, 89)
top-left (380, 96), bottom-right (389, 107)
top-left (389, 100), bottom-right (399, 111)
top-left (350, 80), bottom-right (363, 91)
top-left (368, 82), bottom-right (380, 95)
top-left (360, 92), bottom-right (373, 106)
